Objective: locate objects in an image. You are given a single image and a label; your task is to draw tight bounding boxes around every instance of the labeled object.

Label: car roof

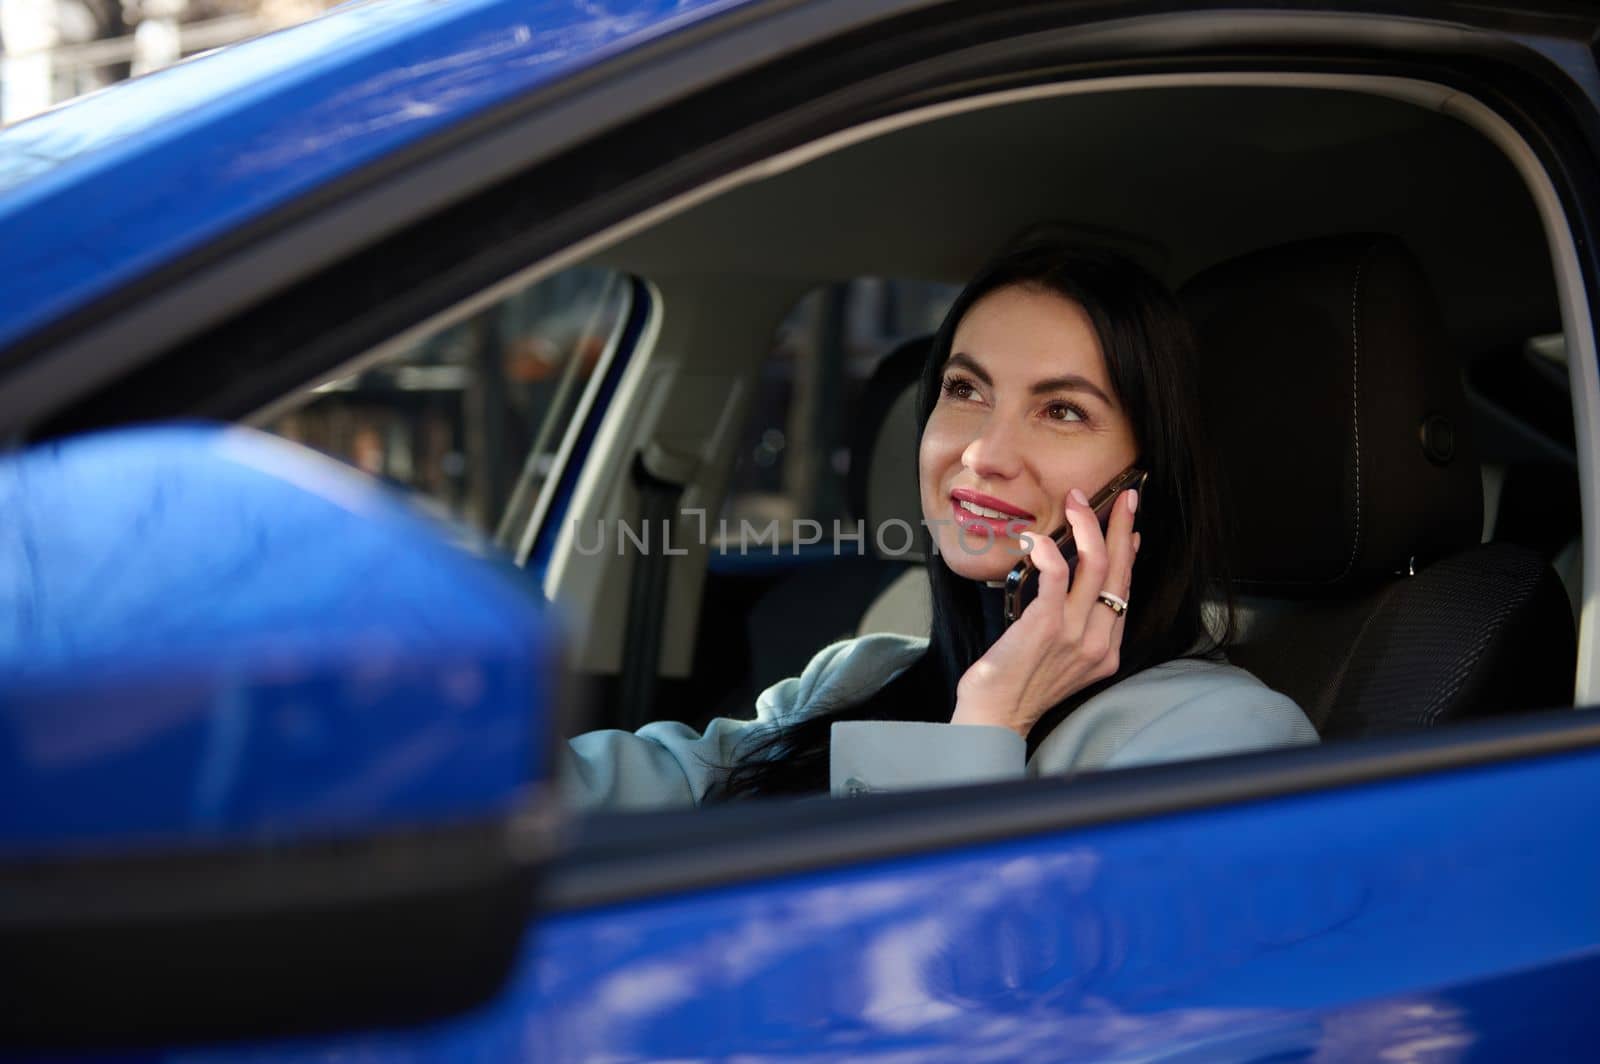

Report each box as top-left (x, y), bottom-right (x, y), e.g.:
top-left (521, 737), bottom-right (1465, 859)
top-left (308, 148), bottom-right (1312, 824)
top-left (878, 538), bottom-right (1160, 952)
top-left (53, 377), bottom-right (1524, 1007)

top-left (0, 0), bottom-right (748, 356)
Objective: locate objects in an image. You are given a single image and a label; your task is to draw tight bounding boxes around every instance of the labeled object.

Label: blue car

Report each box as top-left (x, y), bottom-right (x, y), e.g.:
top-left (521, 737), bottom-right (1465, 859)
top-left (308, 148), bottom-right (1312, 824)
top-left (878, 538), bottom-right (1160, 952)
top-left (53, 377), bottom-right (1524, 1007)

top-left (3, 0), bottom-right (1600, 1059)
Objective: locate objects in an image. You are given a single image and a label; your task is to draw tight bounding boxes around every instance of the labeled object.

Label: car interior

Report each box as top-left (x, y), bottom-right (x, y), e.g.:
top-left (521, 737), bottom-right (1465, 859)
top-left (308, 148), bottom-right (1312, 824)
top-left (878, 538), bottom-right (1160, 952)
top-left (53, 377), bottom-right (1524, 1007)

top-left (260, 81), bottom-right (1587, 797)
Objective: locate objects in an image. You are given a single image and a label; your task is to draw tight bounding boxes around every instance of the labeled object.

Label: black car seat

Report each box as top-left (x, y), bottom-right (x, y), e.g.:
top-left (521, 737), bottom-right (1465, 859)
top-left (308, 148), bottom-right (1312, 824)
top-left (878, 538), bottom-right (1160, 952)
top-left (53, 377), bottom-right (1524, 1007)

top-left (1180, 234), bottom-right (1576, 736)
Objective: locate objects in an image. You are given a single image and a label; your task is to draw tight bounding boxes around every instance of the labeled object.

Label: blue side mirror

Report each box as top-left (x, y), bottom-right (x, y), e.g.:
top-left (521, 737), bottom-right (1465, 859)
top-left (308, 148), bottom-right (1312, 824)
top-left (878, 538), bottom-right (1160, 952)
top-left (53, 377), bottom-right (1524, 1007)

top-left (0, 424), bottom-right (559, 1046)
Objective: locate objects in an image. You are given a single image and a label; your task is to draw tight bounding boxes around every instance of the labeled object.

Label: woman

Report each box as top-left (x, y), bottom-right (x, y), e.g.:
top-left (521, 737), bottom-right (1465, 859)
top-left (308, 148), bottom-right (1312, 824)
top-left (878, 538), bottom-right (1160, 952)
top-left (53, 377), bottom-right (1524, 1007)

top-left (563, 239), bottom-right (1317, 810)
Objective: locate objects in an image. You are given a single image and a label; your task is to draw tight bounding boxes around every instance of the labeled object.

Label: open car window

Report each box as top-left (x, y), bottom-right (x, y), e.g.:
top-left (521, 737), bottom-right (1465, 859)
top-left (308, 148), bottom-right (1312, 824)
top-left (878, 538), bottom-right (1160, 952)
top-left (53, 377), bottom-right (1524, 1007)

top-left (539, 83), bottom-right (1584, 817)
top-left (171, 64), bottom-right (1585, 821)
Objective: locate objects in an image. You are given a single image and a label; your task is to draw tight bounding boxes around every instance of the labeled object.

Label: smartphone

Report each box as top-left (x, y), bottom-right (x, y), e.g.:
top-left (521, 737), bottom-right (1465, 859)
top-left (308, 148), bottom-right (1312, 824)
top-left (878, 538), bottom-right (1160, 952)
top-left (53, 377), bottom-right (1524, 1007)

top-left (1002, 465), bottom-right (1148, 625)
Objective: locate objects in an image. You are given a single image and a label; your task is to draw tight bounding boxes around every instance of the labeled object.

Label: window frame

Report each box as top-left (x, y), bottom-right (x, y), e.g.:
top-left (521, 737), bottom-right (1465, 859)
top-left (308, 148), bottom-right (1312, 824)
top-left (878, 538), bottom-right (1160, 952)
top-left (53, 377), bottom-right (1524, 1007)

top-left (500, 269), bottom-right (640, 565)
top-left (531, 60), bottom-right (1600, 900)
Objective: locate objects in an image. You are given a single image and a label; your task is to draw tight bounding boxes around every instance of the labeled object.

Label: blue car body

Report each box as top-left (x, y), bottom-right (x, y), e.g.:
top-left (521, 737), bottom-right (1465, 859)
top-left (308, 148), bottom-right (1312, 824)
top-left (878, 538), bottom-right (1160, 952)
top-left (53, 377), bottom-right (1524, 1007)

top-left (0, 0), bottom-right (741, 353)
top-left (1, 425), bottom-right (550, 853)
top-left (5, 0), bottom-right (1600, 1060)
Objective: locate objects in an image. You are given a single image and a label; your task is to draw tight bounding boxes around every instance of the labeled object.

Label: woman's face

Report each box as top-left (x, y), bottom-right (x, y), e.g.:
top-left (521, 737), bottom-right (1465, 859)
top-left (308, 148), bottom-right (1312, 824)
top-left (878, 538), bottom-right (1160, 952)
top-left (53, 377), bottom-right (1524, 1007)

top-left (918, 283), bottom-right (1140, 583)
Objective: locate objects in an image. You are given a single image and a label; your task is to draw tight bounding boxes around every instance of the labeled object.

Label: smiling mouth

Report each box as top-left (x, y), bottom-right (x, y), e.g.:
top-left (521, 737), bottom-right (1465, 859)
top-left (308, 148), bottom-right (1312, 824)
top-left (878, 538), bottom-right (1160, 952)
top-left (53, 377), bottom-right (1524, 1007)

top-left (954, 499), bottom-right (1019, 521)
top-left (949, 495), bottom-right (1034, 540)
top-left (950, 490), bottom-right (1033, 523)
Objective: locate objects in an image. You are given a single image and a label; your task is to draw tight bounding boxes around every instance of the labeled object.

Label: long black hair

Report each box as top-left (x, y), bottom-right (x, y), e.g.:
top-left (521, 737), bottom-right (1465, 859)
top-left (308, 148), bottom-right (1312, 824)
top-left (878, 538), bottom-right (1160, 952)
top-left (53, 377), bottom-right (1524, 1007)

top-left (711, 236), bottom-right (1233, 799)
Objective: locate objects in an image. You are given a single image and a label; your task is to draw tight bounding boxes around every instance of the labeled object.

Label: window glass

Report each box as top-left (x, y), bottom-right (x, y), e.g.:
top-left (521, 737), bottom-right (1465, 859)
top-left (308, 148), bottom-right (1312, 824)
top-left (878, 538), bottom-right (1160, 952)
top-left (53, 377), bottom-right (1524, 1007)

top-left (719, 278), bottom-right (959, 541)
top-left (266, 267), bottom-right (631, 539)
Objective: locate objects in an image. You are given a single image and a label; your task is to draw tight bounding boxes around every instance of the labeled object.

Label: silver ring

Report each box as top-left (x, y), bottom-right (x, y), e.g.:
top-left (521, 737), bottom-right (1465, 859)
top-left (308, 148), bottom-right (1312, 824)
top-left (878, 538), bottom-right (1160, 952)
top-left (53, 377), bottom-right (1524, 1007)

top-left (1097, 591), bottom-right (1129, 617)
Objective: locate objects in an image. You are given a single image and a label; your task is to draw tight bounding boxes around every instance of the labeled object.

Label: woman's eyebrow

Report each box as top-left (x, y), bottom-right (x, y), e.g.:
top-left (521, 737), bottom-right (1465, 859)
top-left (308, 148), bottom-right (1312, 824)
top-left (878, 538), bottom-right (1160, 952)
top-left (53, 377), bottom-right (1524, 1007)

top-left (1029, 374), bottom-right (1114, 406)
top-left (945, 352), bottom-right (991, 385)
top-left (947, 352), bottom-right (1115, 407)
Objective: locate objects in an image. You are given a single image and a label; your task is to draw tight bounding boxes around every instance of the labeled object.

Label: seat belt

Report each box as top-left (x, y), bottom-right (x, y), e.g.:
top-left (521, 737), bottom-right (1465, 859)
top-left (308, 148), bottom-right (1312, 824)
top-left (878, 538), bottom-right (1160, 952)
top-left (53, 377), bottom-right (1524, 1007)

top-left (619, 442), bottom-right (697, 731)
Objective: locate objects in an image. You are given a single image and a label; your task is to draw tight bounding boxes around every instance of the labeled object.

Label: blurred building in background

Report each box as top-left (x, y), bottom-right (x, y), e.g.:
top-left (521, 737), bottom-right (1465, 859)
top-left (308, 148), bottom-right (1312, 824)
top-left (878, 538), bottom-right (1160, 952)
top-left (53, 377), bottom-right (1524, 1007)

top-left (0, 0), bottom-right (331, 124)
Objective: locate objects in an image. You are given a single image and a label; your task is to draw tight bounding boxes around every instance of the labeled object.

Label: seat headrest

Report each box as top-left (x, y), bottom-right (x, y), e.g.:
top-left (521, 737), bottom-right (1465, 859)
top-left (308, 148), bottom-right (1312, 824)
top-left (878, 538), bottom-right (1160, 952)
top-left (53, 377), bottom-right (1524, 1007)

top-left (1181, 234), bottom-right (1481, 592)
top-left (850, 335), bottom-right (932, 561)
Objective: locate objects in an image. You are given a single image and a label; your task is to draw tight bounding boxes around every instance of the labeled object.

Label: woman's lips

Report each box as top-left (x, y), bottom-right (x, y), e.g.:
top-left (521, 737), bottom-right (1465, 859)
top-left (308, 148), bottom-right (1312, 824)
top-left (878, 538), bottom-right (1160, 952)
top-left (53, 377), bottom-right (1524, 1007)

top-left (950, 489), bottom-right (1033, 519)
top-left (940, 499), bottom-right (1017, 534)
top-left (947, 492), bottom-right (1036, 534)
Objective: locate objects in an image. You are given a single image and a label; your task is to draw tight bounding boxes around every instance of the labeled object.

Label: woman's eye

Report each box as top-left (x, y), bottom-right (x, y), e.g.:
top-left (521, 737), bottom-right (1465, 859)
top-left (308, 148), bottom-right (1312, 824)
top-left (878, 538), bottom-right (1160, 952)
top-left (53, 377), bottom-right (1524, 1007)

top-left (941, 376), bottom-right (977, 401)
top-left (1045, 401), bottom-right (1086, 423)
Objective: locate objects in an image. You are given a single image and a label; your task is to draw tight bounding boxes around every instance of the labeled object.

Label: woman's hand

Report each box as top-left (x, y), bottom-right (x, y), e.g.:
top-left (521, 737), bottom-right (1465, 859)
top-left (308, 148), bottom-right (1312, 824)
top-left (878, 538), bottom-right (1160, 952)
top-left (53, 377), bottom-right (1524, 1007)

top-left (951, 487), bottom-right (1140, 738)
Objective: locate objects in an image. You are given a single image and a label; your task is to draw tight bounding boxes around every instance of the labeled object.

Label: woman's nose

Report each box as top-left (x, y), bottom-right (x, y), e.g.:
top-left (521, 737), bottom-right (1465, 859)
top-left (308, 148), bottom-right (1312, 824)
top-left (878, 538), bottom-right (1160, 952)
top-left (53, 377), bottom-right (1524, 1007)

top-left (961, 414), bottom-right (1024, 480)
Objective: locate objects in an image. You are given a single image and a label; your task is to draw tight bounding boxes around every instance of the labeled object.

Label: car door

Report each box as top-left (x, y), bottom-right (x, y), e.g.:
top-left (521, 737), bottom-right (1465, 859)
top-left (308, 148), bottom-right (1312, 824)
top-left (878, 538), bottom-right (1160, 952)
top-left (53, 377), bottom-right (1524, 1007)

top-left (525, 725), bottom-right (1600, 1060)
top-left (6, 1), bottom-right (1600, 1061)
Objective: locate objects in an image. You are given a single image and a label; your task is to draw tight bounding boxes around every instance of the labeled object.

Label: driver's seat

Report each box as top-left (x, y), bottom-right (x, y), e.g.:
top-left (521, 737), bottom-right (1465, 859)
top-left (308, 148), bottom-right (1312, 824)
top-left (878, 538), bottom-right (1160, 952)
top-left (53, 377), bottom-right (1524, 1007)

top-left (1180, 234), bottom-right (1575, 736)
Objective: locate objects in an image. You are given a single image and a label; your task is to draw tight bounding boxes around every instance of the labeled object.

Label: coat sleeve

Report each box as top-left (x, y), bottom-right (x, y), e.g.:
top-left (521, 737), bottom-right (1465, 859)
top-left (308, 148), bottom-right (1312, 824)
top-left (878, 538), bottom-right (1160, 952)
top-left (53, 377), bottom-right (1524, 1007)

top-left (558, 634), bottom-right (930, 811)
top-left (561, 715), bottom-right (762, 811)
top-left (828, 721), bottom-right (1025, 796)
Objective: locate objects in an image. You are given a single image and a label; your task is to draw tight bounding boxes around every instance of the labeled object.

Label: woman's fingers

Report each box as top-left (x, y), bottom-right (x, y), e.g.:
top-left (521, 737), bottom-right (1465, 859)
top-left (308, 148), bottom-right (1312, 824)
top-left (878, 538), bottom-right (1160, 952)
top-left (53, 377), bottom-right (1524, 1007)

top-left (1060, 488), bottom-right (1111, 633)
top-left (1071, 487), bottom-right (1137, 675)
top-left (1027, 523), bottom-right (1071, 624)
top-left (1102, 486), bottom-right (1138, 599)
top-left (1091, 487), bottom-right (1138, 658)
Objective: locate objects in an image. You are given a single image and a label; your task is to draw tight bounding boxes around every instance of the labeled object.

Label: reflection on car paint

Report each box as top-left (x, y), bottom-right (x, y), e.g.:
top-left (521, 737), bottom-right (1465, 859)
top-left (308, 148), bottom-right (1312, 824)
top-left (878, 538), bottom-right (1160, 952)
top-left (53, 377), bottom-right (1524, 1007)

top-left (119, 748), bottom-right (1600, 1061)
top-left (0, 425), bottom-right (545, 853)
top-left (0, 0), bottom-right (745, 353)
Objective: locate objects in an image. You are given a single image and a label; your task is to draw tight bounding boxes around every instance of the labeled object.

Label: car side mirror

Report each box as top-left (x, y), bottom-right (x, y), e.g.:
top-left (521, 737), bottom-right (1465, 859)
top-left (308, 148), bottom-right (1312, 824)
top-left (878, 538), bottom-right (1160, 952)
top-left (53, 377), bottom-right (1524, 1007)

top-left (0, 425), bottom-right (560, 1047)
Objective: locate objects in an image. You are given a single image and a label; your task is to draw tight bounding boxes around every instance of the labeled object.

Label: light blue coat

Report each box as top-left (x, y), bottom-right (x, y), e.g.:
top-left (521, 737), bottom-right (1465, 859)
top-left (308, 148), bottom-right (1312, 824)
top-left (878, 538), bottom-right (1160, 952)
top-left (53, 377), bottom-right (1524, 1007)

top-left (561, 633), bottom-right (1318, 810)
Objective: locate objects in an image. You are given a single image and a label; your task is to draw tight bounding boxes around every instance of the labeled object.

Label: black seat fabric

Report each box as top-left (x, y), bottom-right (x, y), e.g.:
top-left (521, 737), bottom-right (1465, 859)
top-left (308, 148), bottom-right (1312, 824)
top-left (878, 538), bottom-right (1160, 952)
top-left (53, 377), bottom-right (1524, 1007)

top-left (1182, 234), bottom-right (1576, 735)
top-left (1234, 545), bottom-right (1574, 736)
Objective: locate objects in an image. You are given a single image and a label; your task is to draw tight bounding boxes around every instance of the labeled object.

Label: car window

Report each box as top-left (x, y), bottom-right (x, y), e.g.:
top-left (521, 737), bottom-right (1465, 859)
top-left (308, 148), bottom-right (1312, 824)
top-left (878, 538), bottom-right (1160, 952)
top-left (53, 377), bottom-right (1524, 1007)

top-left (718, 278), bottom-right (958, 543)
top-left (265, 267), bottom-right (631, 539)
